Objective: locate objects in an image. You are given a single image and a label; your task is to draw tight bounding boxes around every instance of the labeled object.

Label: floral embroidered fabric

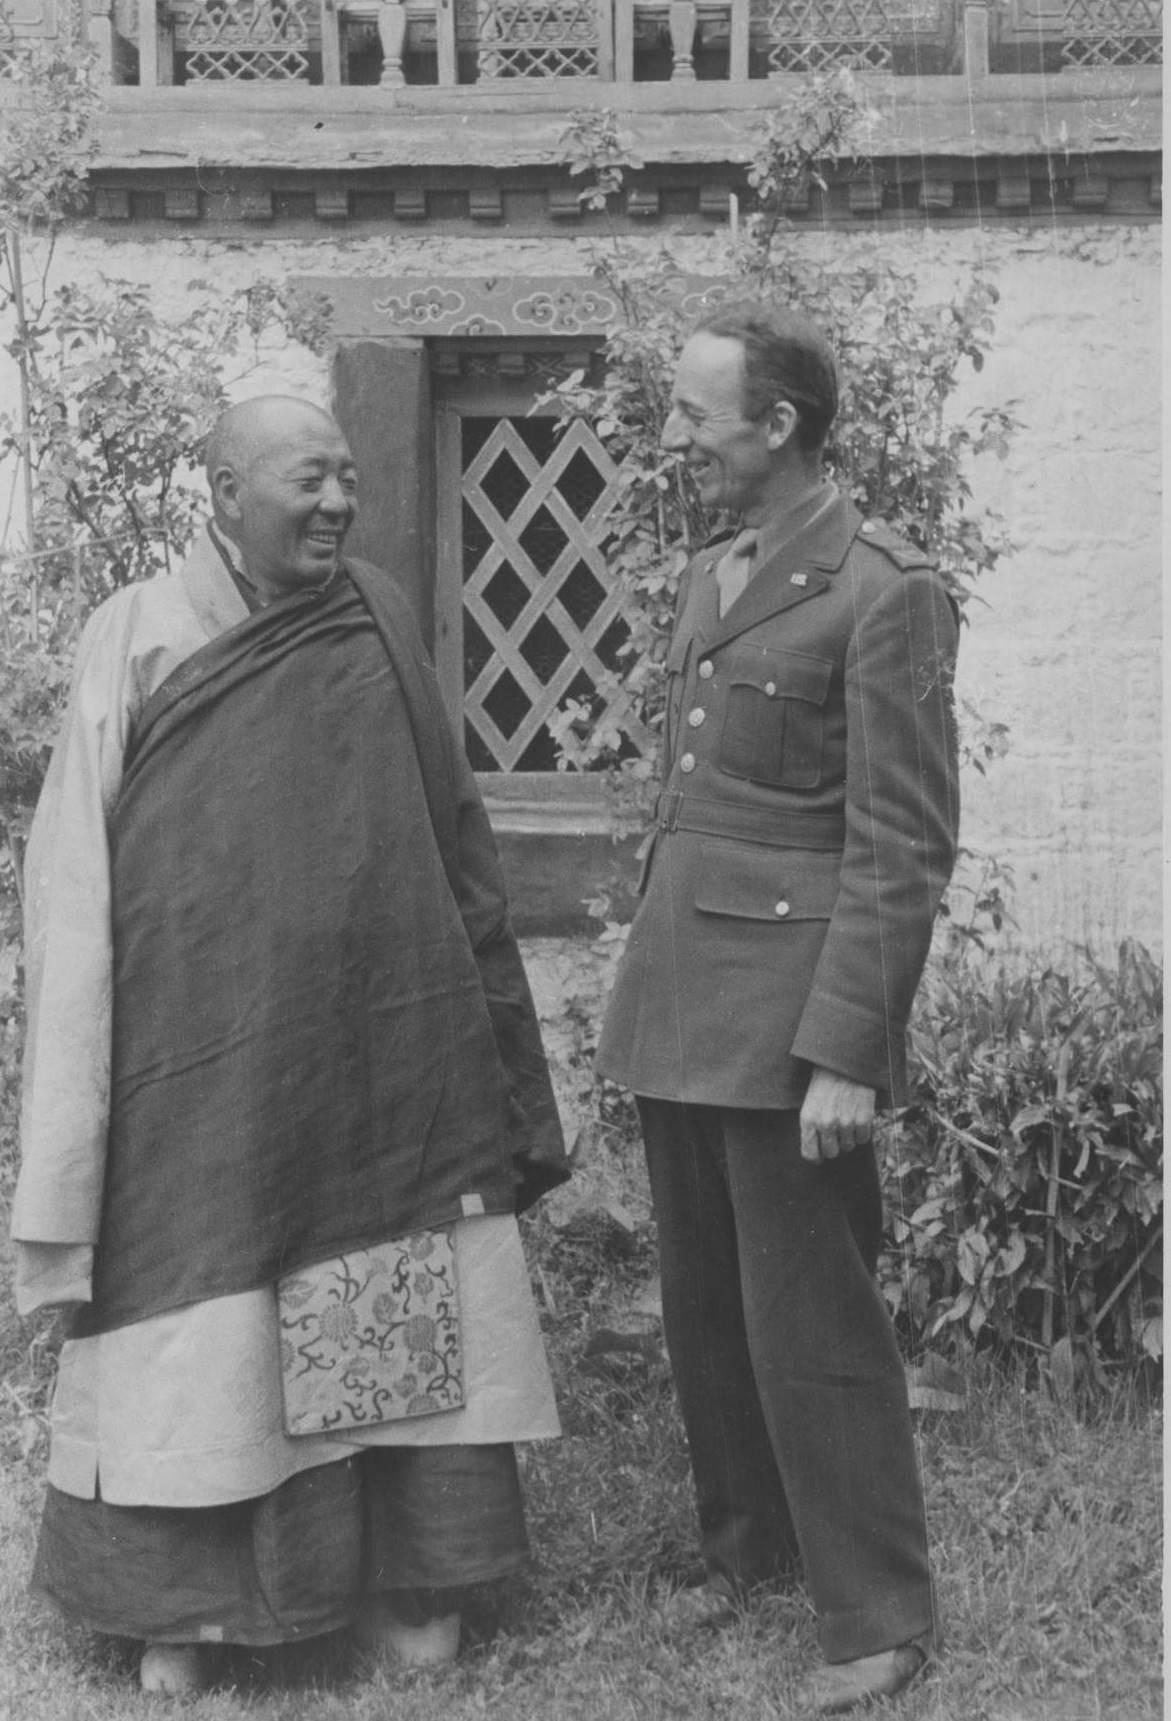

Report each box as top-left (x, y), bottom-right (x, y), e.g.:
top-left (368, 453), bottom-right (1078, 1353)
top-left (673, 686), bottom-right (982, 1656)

top-left (277, 1231), bottom-right (463, 1436)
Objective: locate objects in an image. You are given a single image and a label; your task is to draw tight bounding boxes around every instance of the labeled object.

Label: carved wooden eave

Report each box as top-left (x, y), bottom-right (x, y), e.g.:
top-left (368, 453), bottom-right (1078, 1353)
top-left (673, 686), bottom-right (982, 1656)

top-left (1, 66), bottom-right (1158, 228)
top-left (81, 70), bottom-right (1161, 171)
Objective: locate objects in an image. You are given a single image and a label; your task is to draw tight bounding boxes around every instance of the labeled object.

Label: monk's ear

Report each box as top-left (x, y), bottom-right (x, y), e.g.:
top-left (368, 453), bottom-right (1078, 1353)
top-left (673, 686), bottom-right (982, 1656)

top-left (765, 400), bottom-right (799, 454)
top-left (211, 464), bottom-right (243, 523)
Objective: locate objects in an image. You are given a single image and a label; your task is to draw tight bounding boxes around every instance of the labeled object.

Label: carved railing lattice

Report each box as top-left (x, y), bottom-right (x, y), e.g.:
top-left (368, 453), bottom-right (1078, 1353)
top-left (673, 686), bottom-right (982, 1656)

top-left (181, 0), bottom-right (311, 79)
top-left (459, 416), bottom-right (647, 772)
top-left (755, 0), bottom-right (895, 70)
top-left (477, 0), bottom-right (602, 77)
top-left (1062, 0), bottom-right (1161, 64)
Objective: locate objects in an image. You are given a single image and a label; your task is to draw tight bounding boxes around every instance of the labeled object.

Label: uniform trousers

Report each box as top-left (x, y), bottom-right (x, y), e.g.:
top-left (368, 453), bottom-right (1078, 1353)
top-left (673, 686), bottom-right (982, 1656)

top-left (638, 1099), bottom-right (935, 1663)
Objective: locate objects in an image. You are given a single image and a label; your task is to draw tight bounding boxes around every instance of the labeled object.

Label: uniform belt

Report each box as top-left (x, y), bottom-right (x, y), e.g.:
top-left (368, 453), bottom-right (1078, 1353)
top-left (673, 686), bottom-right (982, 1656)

top-left (653, 791), bottom-right (846, 850)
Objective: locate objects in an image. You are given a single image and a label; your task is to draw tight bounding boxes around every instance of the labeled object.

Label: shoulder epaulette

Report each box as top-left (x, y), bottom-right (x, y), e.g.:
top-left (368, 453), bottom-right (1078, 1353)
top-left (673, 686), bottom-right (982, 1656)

top-left (854, 519), bottom-right (934, 572)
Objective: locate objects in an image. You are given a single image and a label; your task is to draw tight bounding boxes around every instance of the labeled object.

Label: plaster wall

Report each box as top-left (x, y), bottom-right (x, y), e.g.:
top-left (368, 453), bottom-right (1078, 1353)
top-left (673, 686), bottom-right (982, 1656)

top-left (1, 219), bottom-right (1159, 959)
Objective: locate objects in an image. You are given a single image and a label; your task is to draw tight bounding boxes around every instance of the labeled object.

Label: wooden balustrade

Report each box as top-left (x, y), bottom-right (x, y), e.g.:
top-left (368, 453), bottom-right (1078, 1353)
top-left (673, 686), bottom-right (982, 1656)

top-left (0, 0), bottom-right (1160, 85)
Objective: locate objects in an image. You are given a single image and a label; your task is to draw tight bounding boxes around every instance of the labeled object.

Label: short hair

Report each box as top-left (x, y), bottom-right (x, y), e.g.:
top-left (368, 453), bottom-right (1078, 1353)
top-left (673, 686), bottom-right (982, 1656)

top-left (691, 302), bottom-right (839, 454)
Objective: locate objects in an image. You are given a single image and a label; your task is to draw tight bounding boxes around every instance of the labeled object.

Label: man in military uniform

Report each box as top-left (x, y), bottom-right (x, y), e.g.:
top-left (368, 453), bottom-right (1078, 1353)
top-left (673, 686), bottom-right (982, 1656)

top-left (596, 304), bottom-right (959, 1714)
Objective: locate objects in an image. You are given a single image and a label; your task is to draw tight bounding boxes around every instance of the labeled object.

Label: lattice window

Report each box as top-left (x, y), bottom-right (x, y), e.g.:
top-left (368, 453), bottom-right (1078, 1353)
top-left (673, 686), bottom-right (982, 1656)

top-left (477, 0), bottom-right (603, 77)
top-left (448, 415), bottom-right (648, 773)
top-left (1063, 0), bottom-right (1161, 64)
top-left (180, 0), bottom-right (311, 79)
top-left (755, 0), bottom-right (895, 70)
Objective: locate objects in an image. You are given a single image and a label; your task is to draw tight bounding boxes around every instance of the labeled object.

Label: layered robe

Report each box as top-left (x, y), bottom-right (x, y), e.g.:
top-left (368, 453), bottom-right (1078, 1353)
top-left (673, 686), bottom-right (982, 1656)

top-left (12, 528), bottom-right (565, 1509)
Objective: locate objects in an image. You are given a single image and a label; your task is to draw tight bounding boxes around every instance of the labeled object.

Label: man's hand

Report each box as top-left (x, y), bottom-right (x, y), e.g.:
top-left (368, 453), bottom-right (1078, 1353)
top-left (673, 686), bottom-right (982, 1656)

top-left (799, 1068), bottom-right (877, 1163)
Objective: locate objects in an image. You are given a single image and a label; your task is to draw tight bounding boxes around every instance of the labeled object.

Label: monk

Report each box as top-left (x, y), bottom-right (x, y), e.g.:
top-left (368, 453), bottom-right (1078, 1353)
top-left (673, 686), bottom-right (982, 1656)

top-left (12, 396), bottom-right (569, 1694)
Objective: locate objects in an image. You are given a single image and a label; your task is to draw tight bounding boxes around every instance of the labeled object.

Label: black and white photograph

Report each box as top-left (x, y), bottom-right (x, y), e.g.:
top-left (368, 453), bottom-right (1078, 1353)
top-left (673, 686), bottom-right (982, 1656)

top-left (0, 7), bottom-right (1160, 1716)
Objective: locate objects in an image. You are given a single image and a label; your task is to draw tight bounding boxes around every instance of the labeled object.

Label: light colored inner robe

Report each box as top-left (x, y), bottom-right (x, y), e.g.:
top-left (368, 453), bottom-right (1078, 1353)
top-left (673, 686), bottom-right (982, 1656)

top-left (11, 529), bottom-right (559, 1508)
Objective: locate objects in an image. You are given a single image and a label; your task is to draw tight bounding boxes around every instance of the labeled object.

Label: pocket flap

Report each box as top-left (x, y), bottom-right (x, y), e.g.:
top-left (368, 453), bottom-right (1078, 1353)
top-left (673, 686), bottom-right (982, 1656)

top-left (694, 840), bottom-right (841, 921)
top-left (727, 648), bottom-right (832, 706)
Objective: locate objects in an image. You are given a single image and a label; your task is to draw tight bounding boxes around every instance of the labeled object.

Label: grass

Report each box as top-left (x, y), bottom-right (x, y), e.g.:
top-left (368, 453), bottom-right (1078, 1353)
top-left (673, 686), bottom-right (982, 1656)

top-left (0, 943), bottom-right (1162, 1720)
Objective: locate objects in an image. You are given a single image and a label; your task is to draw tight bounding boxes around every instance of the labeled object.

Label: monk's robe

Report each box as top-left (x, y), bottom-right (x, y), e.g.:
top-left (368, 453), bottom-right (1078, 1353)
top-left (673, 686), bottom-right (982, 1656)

top-left (12, 527), bottom-right (566, 1512)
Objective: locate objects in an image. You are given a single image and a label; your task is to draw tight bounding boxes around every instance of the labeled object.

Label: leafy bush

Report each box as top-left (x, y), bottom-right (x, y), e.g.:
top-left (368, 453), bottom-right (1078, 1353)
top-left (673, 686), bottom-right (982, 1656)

top-left (0, 35), bottom-right (331, 884)
top-left (880, 938), bottom-right (1163, 1372)
top-left (546, 83), bottom-right (1015, 794)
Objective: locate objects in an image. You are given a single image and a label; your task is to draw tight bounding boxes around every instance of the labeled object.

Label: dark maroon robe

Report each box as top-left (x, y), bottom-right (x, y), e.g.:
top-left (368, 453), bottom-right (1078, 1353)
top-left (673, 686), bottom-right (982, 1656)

top-left (76, 559), bottom-right (566, 1336)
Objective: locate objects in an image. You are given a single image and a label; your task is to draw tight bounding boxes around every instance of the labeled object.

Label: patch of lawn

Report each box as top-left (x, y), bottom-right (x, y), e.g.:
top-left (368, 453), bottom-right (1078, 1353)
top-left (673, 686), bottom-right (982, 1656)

top-left (0, 1192), bottom-right (1161, 1721)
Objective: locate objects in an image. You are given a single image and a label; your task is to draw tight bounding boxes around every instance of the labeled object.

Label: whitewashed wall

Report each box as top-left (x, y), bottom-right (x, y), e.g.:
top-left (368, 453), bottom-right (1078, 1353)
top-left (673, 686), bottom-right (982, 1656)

top-left (1, 219), bottom-right (1159, 958)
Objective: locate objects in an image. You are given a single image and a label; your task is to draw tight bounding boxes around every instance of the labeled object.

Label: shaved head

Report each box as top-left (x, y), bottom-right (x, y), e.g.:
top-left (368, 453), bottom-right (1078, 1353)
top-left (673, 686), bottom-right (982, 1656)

top-left (205, 395), bottom-right (358, 600)
top-left (205, 396), bottom-right (341, 496)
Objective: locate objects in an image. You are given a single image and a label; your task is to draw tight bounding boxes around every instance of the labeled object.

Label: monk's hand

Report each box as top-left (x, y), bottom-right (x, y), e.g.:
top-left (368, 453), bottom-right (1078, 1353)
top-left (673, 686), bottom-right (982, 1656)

top-left (800, 1068), bottom-right (877, 1163)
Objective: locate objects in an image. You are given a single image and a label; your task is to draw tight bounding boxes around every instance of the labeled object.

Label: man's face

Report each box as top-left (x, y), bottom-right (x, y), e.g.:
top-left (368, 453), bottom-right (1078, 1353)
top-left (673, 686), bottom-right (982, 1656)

top-left (661, 332), bottom-right (784, 520)
top-left (225, 415), bottom-right (358, 597)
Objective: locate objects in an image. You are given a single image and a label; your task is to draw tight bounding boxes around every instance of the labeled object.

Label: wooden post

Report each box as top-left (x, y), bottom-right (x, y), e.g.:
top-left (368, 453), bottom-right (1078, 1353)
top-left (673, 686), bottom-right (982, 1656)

top-left (332, 340), bottom-right (436, 645)
top-left (321, 0), bottom-right (343, 81)
top-left (668, 0), bottom-right (695, 77)
top-left (962, 0), bottom-right (990, 78)
top-left (596, 0), bottom-right (615, 78)
top-left (614, 0), bottom-right (634, 81)
top-left (435, 0), bottom-right (457, 84)
top-left (138, 0), bottom-right (160, 85)
top-left (87, 0), bottom-right (116, 80)
top-left (727, 0), bottom-right (749, 79)
top-left (377, 0), bottom-right (408, 82)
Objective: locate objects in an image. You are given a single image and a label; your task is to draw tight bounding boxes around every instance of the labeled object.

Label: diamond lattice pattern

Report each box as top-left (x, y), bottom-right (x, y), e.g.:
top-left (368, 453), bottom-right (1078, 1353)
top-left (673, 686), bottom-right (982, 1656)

top-left (183, 0), bottom-right (311, 80)
top-left (460, 417), bottom-right (647, 772)
top-left (758, 0), bottom-right (896, 70)
top-left (477, 0), bottom-right (601, 77)
top-left (1063, 0), bottom-right (1161, 64)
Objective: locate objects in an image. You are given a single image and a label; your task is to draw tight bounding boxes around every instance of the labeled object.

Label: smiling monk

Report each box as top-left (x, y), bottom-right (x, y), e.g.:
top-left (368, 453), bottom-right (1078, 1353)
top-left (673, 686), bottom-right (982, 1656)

top-left (11, 396), bottom-right (568, 1694)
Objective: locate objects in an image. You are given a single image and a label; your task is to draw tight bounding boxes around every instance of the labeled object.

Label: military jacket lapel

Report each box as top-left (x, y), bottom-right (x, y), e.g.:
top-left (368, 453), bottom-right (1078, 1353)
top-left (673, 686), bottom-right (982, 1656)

top-left (701, 494), bottom-right (863, 651)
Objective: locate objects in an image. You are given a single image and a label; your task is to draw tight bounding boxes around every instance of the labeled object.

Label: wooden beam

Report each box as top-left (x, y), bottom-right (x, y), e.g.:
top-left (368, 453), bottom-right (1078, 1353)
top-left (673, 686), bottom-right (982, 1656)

top-left (333, 340), bottom-right (436, 644)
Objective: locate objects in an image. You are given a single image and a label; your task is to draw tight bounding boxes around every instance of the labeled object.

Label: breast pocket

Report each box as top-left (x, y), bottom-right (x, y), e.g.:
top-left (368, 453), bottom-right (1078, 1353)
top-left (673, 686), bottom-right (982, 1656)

top-left (718, 648), bottom-right (833, 789)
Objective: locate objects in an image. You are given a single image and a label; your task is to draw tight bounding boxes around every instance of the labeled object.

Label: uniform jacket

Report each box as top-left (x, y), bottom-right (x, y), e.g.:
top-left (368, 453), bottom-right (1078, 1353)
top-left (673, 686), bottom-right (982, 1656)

top-left (595, 486), bottom-right (960, 1110)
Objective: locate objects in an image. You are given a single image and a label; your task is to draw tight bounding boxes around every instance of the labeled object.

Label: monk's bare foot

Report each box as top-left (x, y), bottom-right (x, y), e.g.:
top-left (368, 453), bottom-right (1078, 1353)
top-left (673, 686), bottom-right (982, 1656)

top-left (354, 1599), bottom-right (460, 1667)
top-left (139, 1643), bottom-right (206, 1694)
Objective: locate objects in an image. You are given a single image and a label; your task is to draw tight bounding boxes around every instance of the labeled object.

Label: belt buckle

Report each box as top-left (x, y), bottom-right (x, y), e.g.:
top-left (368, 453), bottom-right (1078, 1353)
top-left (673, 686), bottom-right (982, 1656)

top-left (657, 789), bottom-right (683, 832)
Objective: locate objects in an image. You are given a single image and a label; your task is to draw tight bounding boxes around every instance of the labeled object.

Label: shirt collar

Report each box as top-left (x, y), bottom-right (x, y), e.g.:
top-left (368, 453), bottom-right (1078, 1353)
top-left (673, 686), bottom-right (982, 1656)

top-left (747, 478), bottom-right (839, 568)
top-left (207, 520), bottom-right (264, 614)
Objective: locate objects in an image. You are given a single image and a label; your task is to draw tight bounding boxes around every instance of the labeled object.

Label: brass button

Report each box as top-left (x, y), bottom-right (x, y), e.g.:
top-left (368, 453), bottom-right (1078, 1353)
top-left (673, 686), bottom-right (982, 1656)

top-left (764, 681), bottom-right (777, 697)
top-left (679, 753), bottom-right (696, 774)
top-left (774, 899), bottom-right (790, 918)
top-left (698, 660), bottom-right (714, 680)
top-left (688, 708), bottom-right (706, 728)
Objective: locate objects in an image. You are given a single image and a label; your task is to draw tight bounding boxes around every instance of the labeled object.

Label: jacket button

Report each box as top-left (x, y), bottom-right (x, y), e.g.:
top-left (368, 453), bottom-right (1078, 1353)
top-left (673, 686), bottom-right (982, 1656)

top-left (688, 708), bottom-right (706, 728)
top-left (774, 899), bottom-right (790, 917)
top-left (764, 681), bottom-right (777, 697)
top-left (860, 520), bottom-right (876, 535)
top-left (679, 753), bottom-right (696, 774)
top-left (698, 660), bottom-right (714, 680)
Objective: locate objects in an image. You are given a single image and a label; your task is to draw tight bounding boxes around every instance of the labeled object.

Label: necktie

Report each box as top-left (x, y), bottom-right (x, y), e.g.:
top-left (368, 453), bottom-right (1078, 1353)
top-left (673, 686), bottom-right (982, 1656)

top-left (715, 528), bottom-right (759, 618)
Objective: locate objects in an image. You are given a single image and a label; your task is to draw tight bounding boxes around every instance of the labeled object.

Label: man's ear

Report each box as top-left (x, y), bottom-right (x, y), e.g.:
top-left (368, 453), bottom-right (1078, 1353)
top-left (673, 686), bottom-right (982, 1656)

top-left (212, 464), bottom-right (243, 524)
top-left (765, 400), bottom-right (799, 453)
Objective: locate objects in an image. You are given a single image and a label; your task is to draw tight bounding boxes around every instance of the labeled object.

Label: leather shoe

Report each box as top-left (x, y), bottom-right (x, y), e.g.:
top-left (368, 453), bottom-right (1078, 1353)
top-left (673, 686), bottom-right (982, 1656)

top-left (795, 1641), bottom-right (929, 1713)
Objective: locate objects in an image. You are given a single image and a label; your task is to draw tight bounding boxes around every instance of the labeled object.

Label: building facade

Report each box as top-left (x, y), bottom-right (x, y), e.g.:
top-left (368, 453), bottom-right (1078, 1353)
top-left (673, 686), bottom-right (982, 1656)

top-left (0, 0), bottom-right (1162, 952)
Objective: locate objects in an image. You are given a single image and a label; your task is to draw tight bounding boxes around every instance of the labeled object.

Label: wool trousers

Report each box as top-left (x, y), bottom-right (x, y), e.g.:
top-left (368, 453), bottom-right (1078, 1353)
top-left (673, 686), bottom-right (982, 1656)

top-left (638, 1099), bottom-right (935, 1663)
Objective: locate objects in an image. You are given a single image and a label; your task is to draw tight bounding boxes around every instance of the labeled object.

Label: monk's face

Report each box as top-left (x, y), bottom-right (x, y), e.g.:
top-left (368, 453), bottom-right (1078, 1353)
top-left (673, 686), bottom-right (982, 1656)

top-left (228, 411), bottom-right (358, 597)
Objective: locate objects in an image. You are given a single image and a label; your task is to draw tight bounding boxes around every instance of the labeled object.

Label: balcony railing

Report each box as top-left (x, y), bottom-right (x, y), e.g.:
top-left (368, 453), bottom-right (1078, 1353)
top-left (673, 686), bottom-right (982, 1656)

top-left (3, 0), bottom-right (1162, 84)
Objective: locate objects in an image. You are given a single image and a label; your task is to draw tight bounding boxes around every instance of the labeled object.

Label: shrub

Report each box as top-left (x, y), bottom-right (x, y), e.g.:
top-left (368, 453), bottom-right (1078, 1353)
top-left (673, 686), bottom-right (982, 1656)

top-left (881, 938), bottom-right (1163, 1373)
top-left (546, 85), bottom-right (1015, 794)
